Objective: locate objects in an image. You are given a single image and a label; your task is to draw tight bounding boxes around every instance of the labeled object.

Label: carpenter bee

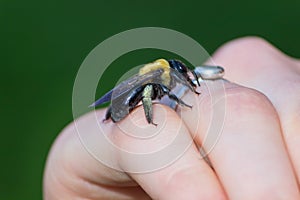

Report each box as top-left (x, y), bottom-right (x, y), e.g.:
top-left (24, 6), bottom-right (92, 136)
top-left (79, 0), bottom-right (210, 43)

top-left (90, 59), bottom-right (200, 125)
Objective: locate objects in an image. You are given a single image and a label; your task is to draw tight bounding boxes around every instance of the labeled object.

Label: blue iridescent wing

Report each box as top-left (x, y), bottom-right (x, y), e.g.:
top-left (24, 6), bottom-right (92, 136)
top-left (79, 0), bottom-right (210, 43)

top-left (90, 69), bottom-right (164, 107)
top-left (89, 89), bottom-right (113, 107)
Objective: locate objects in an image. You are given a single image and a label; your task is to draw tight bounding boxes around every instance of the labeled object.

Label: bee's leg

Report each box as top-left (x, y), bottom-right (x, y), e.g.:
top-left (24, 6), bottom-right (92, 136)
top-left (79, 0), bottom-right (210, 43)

top-left (168, 94), bottom-right (192, 108)
top-left (102, 106), bottom-right (112, 122)
top-left (142, 84), bottom-right (157, 126)
top-left (194, 89), bottom-right (201, 95)
top-left (190, 82), bottom-right (201, 95)
top-left (128, 85), bottom-right (144, 112)
top-left (159, 84), bottom-right (192, 108)
top-left (191, 70), bottom-right (201, 87)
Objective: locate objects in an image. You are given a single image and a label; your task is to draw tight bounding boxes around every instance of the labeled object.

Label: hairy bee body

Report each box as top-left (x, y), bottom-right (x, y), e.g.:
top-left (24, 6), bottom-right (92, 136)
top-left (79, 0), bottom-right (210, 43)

top-left (139, 59), bottom-right (171, 86)
top-left (90, 59), bottom-right (200, 125)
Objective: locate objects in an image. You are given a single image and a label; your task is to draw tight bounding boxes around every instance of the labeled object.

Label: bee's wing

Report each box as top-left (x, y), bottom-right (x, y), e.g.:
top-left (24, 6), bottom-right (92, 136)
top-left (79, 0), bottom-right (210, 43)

top-left (89, 89), bottom-right (113, 107)
top-left (90, 69), bottom-right (164, 107)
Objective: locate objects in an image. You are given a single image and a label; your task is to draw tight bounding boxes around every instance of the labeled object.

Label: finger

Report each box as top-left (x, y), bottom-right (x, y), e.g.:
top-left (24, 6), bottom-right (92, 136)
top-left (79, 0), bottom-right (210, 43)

top-left (179, 81), bottom-right (300, 199)
top-left (44, 110), bottom-right (151, 199)
top-left (44, 107), bottom-right (227, 200)
top-left (207, 36), bottom-right (300, 182)
top-left (112, 104), bottom-right (227, 200)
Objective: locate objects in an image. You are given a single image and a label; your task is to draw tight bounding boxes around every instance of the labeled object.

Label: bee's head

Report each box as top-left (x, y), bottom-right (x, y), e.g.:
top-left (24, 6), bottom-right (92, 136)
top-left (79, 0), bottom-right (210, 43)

top-left (168, 59), bottom-right (200, 86)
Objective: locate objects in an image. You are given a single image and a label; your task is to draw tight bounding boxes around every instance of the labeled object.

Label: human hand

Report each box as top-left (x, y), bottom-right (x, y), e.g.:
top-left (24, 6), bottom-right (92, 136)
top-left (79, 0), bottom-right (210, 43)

top-left (43, 37), bottom-right (300, 199)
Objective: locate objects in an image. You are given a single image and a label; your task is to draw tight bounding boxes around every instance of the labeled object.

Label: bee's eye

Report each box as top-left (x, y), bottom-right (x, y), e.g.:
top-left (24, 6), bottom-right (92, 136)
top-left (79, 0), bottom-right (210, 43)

top-left (168, 60), bottom-right (188, 74)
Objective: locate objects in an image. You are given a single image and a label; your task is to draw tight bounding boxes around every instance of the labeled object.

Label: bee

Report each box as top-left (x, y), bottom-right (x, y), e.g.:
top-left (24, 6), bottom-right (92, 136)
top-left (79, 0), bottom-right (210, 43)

top-left (90, 59), bottom-right (200, 125)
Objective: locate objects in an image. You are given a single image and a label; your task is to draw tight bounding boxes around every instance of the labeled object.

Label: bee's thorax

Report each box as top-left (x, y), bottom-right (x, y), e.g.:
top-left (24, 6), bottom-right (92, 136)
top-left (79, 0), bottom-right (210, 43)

top-left (139, 59), bottom-right (171, 86)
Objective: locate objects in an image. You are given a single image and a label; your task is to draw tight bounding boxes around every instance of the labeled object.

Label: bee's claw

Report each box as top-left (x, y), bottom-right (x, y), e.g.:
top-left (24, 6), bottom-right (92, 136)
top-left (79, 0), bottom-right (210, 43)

top-left (102, 118), bottom-right (109, 123)
top-left (192, 70), bottom-right (201, 87)
top-left (151, 122), bottom-right (158, 126)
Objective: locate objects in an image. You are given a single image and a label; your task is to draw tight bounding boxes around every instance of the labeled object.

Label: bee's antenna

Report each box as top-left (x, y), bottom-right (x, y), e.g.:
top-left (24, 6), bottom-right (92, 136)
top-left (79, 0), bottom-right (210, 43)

top-left (192, 70), bottom-right (201, 86)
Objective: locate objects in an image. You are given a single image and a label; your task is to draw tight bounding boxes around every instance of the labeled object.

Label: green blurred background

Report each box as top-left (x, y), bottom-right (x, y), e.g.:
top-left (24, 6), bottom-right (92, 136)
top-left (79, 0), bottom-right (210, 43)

top-left (1, 0), bottom-right (299, 199)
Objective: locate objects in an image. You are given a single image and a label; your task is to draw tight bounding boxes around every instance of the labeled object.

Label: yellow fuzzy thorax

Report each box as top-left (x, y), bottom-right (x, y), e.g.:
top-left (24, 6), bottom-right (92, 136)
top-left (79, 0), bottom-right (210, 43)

top-left (139, 59), bottom-right (171, 86)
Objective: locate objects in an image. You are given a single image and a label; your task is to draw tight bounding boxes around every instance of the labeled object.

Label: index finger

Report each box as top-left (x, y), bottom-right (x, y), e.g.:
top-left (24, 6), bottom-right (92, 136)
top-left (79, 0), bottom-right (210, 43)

top-left (110, 104), bottom-right (227, 200)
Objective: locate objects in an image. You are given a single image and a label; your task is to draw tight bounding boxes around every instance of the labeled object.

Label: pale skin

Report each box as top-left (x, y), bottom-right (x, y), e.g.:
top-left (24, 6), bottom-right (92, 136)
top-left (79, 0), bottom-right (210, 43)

top-left (43, 37), bottom-right (300, 199)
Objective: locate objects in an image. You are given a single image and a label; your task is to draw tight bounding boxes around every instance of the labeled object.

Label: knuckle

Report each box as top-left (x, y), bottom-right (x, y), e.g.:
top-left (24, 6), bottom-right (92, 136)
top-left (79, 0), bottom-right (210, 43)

top-left (225, 86), bottom-right (278, 121)
top-left (196, 84), bottom-right (278, 131)
top-left (212, 36), bottom-right (291, 71)
top-left (230, 36), bottom-right (270, 48)
top-left (216, 36), bottom-right (272, 57)
top-left (213, 36), bottom-right (297, 71)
